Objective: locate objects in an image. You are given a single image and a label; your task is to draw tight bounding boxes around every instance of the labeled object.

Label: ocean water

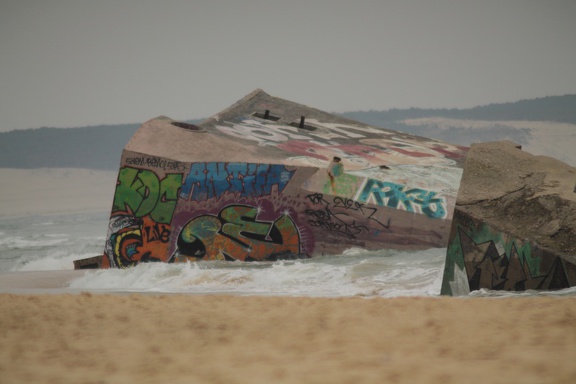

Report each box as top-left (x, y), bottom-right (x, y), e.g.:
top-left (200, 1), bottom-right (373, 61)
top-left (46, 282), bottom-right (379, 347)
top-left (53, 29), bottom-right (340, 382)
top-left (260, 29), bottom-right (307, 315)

top-left (1, 212), bottom-right (575, 298)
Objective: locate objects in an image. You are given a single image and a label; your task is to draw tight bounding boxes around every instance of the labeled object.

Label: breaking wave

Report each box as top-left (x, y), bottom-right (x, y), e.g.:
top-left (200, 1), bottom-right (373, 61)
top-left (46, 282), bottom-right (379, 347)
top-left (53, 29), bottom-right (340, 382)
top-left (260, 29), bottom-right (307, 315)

top-left (68, 248), bottom-right (446, 298)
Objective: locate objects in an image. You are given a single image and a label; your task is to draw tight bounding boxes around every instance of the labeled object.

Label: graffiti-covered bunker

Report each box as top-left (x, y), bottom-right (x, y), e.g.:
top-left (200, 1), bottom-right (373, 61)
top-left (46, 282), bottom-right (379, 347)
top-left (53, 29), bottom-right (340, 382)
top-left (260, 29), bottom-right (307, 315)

top-left (76, 89), bottom-right (468, 269)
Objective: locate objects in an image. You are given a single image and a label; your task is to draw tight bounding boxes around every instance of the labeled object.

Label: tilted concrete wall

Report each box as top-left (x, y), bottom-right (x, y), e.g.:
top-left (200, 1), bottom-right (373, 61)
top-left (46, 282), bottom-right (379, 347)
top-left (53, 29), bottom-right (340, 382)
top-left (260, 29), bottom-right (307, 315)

top-left (99, 90), bottom-right (468, 268)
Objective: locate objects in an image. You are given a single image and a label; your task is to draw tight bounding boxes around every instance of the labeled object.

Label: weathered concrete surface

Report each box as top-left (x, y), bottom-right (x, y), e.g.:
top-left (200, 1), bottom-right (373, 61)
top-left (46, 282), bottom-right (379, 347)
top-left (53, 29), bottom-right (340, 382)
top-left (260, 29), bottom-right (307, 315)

top-left (442, 141), bottom-right (576, 295)
top-left (457, 141), bottom-right (576, 257)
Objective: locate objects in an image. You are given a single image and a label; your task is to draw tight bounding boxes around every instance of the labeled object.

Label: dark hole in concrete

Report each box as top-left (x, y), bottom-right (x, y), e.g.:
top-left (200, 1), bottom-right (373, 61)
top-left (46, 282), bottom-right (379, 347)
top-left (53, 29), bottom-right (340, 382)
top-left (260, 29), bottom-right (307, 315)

top-left (171, 122), bottom-right (205, 132)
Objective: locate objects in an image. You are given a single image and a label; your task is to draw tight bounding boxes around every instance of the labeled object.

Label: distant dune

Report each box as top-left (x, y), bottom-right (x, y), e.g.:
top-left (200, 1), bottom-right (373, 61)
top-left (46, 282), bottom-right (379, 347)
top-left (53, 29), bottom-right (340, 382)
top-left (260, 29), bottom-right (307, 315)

top-left (400, 118), bottom-right (576, 166)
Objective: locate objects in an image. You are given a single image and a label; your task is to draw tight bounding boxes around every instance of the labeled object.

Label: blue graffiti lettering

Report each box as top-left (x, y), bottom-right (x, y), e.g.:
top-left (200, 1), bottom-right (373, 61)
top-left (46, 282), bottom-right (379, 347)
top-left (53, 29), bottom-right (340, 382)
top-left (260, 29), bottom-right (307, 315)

top-left (180, 162), bottom-right (295, 201)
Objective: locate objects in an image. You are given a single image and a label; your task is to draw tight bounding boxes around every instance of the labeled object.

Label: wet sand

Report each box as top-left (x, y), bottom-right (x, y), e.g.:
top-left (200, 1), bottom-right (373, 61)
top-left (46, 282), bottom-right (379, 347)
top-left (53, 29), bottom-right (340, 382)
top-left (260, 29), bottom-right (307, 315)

top-left (1, 293), bottom-right (575, 383)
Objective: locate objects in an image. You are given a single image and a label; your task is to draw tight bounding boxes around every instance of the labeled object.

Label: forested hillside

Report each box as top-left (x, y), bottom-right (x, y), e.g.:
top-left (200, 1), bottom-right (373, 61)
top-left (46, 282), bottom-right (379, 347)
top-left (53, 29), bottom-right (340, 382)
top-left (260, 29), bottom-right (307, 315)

top-left (340, 94), bottom-right (576, 127)
top-left (0, 124), bottom-right (139, 170)
top-left (0, 119), bottom-right (201, 170)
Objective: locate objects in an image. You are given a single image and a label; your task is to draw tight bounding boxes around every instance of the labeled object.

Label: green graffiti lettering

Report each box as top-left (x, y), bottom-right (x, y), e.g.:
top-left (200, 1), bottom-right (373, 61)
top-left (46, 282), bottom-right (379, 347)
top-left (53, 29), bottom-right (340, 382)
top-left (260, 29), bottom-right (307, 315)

top-left (113, 167), bottom-right (182, 223)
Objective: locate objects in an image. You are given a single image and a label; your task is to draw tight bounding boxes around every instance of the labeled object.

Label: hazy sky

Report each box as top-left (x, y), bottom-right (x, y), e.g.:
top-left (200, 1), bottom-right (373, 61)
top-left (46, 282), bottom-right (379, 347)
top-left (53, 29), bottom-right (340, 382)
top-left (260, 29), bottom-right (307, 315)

top-left (1, 0), bottom-right (575, 132)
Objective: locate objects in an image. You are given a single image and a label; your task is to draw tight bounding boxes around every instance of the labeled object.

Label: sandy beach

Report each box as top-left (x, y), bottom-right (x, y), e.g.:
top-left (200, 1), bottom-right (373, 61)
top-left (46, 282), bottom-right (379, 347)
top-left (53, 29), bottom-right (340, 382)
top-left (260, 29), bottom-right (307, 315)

top-left (1, 293), bottom-right (575, 383)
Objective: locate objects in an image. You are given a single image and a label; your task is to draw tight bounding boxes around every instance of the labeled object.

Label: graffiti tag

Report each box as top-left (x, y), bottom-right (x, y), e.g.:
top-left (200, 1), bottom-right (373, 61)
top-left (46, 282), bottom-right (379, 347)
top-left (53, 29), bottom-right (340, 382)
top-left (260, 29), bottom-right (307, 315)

top-left (126, 156), bottom-right (187, 172)
top-left (305, 193), bottom-right (390, 239)
top-left (357, 179), bottom-right (446, 218)
top-left (143, 223), bottom-right (171, 244)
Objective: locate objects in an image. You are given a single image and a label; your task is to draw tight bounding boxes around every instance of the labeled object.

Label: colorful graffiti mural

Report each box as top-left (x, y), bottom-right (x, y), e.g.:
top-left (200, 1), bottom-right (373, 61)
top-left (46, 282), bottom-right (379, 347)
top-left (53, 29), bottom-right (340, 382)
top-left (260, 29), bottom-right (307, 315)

top-left (105, 160), bottom-right (304, 267)
top-left (173, 205), bottom-right (301, 262)
top-left (104, 164), bottom-right (184, 268)
top-left (441, 210), bottom-right (576, 295)
top-left (104, 149), bottom-right (455, 268)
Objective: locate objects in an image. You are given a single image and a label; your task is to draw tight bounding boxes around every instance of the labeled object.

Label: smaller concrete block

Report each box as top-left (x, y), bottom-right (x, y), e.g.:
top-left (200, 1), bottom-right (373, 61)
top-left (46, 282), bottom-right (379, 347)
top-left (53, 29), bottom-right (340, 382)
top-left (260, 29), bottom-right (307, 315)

top-left (73, 256), bottom-right (103, 270)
